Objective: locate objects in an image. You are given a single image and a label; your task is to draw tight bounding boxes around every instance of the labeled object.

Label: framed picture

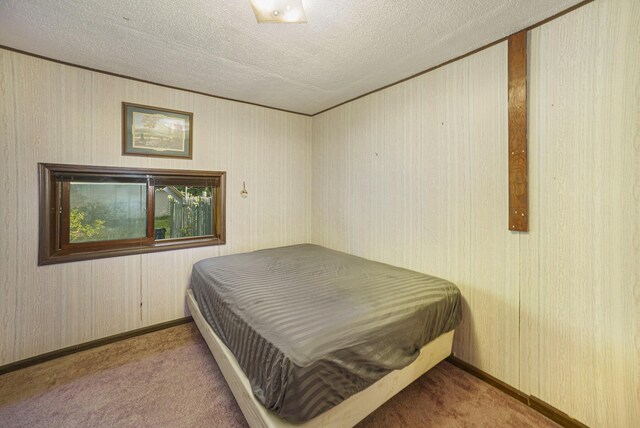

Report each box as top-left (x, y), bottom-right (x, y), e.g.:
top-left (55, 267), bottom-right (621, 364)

top-left (122, 102), bottom-right (193, 159)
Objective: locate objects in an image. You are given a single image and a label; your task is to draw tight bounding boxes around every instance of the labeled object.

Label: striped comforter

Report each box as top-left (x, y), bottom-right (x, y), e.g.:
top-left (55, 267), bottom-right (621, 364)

top-left (190, 244), bottom-right (461, 422)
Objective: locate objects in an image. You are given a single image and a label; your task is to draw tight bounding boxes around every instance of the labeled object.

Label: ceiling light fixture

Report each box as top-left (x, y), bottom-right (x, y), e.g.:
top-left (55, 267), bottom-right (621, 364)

top-left (249, 0), bottom-right (307, 24)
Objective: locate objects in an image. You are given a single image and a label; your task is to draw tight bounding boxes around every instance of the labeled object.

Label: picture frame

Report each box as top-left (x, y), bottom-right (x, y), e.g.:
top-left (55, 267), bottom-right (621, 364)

top-left (122, 102), bottom-right (193, 159)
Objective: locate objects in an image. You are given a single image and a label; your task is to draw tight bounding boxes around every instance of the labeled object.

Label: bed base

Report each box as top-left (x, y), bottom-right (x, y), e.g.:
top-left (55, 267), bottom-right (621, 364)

top-left (187, 289), bottom-right (454, 428)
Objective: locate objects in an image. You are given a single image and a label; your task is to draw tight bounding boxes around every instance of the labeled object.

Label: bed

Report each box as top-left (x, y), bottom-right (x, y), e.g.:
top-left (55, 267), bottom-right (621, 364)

top-left (188, 244), bottom-right (461, 427)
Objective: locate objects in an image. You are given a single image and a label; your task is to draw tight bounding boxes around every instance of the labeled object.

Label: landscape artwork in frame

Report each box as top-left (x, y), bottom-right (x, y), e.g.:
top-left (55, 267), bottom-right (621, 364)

top-left (122, 103), bottom-right (193, 159)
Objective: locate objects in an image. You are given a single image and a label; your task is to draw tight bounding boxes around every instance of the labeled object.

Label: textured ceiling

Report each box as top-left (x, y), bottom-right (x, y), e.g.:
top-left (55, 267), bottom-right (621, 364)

top-left (0, 0), bottom-right (582, 115)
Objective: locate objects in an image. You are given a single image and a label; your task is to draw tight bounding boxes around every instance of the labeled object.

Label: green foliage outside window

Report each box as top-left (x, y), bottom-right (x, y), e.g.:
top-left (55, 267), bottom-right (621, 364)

top-left (69, 208), bottom-right (106, 241)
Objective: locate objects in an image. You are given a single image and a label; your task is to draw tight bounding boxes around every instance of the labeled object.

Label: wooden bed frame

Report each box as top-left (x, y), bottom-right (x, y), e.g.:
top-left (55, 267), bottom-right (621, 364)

top-left (187, 289), bottom-right (454, 428)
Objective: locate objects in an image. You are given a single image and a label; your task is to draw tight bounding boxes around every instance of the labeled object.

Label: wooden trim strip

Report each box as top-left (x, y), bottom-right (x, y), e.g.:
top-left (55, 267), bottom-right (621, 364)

top-left (0, 317), bottom-right (193, 376)
top-left (447, 356), bottom-right (590, 428)
top-left (312, 0), bottom-right (594, 116)
top-left (508, 30), bottom-right (529, 232)
top-left (0, 44), bottom-right (311, 117)
top-left (446, 356), bottom-right (528, 404)
top-left (529, 396), bottom-right (590, 428)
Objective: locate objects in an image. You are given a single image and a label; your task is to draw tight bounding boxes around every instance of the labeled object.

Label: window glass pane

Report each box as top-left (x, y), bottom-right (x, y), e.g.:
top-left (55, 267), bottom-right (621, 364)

top-left (154, 185), bottom-right (212, 240)
top-left (69, 182), bottom-right (147, 243)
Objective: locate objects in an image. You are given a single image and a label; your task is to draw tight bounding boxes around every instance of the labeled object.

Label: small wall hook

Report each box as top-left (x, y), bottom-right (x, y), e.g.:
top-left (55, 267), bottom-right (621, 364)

top-left (240, 181), bottom-right (248, 198)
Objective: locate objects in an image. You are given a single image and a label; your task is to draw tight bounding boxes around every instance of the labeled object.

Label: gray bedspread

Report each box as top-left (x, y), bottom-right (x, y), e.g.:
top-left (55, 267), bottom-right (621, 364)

top-left (190, 244), bottom-right (461, 423)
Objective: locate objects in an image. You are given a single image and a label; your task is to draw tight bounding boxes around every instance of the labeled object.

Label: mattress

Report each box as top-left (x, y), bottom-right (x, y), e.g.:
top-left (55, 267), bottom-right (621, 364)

top-left (190, 244), bottom-right (461, 423)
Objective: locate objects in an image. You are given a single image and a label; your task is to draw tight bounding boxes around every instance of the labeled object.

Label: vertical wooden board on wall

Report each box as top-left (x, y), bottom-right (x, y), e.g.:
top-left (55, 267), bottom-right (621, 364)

top-left (0, 50), bottom-right (18, 365)
top-left (523, 0), bottom-right (640, 425)
top-left (508, 30), bottom-right (528, 232)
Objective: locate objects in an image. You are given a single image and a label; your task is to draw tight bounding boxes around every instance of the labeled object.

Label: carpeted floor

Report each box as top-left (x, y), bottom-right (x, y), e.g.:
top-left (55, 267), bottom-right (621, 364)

top-left (0, 323), bottom-right (557, 427)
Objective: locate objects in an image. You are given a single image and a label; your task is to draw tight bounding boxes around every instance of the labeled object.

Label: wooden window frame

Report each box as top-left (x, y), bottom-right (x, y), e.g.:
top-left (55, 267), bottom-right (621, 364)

top-left (38, 163), bottom-right (226, 265)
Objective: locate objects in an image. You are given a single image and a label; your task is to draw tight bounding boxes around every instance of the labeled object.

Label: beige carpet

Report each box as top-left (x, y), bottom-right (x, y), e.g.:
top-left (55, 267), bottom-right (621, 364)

top-left (0, 323), bottom-right (557, 427)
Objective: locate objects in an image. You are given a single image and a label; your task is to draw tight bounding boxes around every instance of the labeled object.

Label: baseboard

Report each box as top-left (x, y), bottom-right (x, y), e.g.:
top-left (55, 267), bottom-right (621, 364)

top-left (527, 396), bottom-right (589, 428)
top-left (0, 316), bottom-right (193, 376)
top-left (1, 323), bottom-right (589, 428)
top-left (446, 356), bottom-right (589, 428)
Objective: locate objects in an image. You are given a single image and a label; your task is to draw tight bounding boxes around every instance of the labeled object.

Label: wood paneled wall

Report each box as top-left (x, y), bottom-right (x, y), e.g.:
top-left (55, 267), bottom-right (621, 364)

top-left (0, 49), bottom-right (312, 366)
top-left (311, 1), bottom-right (639, 426)
top-left (521, 0), bottom-right (639, 425)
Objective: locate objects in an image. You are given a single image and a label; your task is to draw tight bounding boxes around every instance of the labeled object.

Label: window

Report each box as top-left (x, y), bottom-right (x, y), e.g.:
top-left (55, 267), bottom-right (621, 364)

top-left (38, 163), bottom-right (225, 265)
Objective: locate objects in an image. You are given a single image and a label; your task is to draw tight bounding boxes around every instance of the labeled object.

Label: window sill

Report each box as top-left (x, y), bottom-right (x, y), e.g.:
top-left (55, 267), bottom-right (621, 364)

top-left (39, 236), bottom-right (226, 266)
